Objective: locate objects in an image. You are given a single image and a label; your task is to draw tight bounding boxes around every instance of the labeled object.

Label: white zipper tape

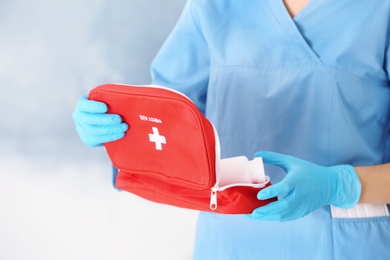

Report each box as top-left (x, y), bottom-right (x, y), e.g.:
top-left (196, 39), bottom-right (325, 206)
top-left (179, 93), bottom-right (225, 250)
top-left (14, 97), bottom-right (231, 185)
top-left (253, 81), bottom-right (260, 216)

top-left (209, 176), bottom-right (271, 210)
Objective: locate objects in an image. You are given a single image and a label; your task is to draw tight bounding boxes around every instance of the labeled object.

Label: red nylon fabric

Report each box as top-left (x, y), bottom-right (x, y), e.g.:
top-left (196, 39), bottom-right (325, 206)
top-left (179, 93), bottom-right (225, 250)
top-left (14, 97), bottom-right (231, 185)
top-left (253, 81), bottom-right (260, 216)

top-left (89, 84), bottom-right (276, 214)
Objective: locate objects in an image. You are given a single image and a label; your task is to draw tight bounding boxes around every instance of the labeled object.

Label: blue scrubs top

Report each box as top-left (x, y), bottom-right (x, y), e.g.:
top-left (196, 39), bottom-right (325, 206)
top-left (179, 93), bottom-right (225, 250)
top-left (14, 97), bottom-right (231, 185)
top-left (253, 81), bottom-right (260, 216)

top-left (151, 0), bottom-right (390, 259)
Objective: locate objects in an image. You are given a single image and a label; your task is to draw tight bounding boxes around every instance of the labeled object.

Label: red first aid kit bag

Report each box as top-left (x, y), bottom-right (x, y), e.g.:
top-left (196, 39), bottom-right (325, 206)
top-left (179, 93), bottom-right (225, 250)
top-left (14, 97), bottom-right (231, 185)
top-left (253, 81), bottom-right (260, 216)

top-left (88, 83), bottom-right (276, 214)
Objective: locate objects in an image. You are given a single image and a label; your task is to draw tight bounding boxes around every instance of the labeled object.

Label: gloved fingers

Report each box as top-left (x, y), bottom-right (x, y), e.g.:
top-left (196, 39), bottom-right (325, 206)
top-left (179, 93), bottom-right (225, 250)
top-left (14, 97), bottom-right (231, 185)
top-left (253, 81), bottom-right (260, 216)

top-left (254, 151), bottom-right (294, 171)
top-left (76, 121), bottom-right (129, 137)
top-left (253, 211), bottom-right (300, 222)
top-left (252, 199), bottom-right (289, 216)
top-left (253, 190), bottom-right (316, 222)
top-left (247, 213), bottom-right (286, 222)
top-left (76, 112), bottom-right (124, 126)
top-left (257, 181), bottom-right (291, 200)
top-left (76, 95), bottom-right (108, 113)
top-left (250, 192), bottom-right (309, 222)
top-left (79, 132), bottom-right (126, 148)
top-left (248, 199), bottom-right (291, 221)
top-left (92, 132), bottom-right (126, 145)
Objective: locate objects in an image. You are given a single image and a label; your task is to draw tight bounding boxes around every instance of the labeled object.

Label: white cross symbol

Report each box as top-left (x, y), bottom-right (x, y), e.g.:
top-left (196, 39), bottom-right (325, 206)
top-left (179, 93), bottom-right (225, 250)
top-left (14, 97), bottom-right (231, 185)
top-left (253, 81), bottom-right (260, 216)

top-left (148, 127), bottom-right (166, 150)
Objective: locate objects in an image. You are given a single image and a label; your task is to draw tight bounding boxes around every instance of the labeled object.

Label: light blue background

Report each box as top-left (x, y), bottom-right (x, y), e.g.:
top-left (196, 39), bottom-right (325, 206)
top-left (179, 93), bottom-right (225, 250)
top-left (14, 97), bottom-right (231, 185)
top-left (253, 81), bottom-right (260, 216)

top-left (0, 1), bottom-right (197, 259)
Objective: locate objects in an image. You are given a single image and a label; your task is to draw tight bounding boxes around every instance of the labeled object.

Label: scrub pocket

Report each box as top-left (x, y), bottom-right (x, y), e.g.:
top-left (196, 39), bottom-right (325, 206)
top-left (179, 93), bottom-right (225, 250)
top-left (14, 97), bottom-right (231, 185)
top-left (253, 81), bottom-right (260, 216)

top-left (332, 212), bottom-right (390, 260)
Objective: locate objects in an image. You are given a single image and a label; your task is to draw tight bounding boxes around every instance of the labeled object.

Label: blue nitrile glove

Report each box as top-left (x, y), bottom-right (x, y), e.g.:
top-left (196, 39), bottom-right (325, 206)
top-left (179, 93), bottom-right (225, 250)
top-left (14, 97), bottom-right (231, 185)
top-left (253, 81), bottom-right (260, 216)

top-left (248, 151), bottom-right (361, 222)
top-left (72, 95), bottom-right (128, 147)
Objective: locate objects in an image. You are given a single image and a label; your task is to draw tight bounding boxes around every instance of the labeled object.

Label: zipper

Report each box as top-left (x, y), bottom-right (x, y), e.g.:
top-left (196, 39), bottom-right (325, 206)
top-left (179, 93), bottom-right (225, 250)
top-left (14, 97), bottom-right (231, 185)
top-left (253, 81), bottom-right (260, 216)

top-left (208, 176), bottom-right (270, 211)
top-left (208, 130), bottom-right (270, 210)
top-left (210, 186), bottom-right (219, 210)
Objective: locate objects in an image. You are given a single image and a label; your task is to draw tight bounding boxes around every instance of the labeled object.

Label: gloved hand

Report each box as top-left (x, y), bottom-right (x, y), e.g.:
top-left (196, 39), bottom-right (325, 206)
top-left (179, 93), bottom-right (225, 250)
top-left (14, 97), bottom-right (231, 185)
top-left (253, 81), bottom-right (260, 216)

top-left (72, 95), bottom-right (129, 147)
top-left (248, 151), bottom-right (361, 222)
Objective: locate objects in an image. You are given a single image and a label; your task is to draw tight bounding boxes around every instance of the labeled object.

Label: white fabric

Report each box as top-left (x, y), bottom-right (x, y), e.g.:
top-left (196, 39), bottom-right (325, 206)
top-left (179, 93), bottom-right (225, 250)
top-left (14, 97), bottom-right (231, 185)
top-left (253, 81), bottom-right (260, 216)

top-left (331, 204), bottom-right (389, 218)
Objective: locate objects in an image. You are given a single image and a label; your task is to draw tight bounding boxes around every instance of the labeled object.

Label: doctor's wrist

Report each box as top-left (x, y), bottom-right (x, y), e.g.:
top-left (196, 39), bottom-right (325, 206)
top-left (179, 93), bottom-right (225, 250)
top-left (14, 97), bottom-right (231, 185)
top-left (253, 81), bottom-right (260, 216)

top-left (329, 164), bottom-right (362, 209)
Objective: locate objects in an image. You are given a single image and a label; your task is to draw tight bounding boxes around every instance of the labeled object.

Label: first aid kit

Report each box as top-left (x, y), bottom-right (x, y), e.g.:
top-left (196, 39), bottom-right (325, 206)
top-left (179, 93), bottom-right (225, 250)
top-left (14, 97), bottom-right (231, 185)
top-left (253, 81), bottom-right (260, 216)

top-left (88, 83), bottom-right (276, 214)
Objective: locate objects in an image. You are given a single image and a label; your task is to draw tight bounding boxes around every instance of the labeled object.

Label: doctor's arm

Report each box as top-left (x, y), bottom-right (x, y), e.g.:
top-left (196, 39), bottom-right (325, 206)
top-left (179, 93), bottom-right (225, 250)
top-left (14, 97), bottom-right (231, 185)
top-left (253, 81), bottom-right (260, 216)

top-left (248, 151), bottom-right (390, 222)
top-left (358, 45), bottom-right (390, 203)
top-left (355, 163), bottom-right (390, 204)
top-left (359, 43), bottom-right (390, 202)
top-left (249, 45), bottom-right (390, 221)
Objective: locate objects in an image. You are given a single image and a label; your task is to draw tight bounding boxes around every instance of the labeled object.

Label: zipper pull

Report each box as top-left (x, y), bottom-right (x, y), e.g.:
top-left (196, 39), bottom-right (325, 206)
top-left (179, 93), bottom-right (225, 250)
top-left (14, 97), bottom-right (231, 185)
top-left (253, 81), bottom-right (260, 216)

top-left (210, 187), bottom-right (219, 210)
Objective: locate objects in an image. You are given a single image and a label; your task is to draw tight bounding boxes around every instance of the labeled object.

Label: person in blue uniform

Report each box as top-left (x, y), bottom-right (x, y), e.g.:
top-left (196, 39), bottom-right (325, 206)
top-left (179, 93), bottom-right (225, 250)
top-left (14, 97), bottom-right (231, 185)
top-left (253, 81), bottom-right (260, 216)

top-left (73, 0), bottom-right (390, 259)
